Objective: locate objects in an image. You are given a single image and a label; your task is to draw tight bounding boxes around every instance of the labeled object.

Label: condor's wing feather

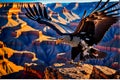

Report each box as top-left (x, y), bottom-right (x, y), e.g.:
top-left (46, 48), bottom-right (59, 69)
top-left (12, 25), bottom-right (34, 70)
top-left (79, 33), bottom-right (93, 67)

top-left (91, 0), bottom-right (119, 43)
top-left (24, 3), bottom-right (51, 22)
top-left (93, 16), bottom-right (118, 43)
top-left (73, 0), bottom-right (120, 44)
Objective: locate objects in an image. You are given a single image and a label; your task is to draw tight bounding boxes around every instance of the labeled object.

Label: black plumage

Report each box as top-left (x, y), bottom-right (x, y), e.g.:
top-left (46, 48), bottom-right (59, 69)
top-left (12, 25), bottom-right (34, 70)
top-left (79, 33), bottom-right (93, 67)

top-left (24, 0), bottom-right (120, 62)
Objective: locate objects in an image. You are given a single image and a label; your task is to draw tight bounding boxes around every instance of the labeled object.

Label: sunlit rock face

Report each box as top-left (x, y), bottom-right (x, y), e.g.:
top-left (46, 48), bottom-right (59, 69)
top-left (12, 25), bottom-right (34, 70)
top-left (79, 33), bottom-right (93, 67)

top-left (0, 59), bottom-right (23, 77)
top-left (0, 41), bottom-right (45, 78)
top-left (0, 41), bottom-right (23, 77)
top-left (44, 63), bottom-right (119, 79)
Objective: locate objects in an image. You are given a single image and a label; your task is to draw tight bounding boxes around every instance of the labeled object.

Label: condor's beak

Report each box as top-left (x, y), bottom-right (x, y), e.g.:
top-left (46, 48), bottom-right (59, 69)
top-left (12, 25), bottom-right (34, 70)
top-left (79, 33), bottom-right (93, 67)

top-left (56, 38), bottom-right (63, 44)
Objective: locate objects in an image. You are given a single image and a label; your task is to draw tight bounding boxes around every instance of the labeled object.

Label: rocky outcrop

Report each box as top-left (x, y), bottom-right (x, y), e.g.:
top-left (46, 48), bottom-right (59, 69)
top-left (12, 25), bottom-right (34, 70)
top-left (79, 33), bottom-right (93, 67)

top-left (0, 59), bottom-right (23, 77)
top-left (22, 63), bottom-right (45, 79)
top-left (44, 63), bottom-right (120, 79)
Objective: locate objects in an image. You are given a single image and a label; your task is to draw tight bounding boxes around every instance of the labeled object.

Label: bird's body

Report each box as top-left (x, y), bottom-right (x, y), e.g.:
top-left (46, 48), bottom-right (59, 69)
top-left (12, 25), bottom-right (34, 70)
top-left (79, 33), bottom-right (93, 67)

top-left (24, 0), bottom-right (120, 64)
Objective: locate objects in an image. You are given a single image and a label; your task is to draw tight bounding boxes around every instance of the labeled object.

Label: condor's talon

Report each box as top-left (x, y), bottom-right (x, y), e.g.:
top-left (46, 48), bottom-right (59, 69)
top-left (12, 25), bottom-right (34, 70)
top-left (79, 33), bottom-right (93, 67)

top-left (67, 60), bottom-right (74, 64)
top-left (67, 60), bottom-right (84, 67)
top-left (74, 61), bottom-right (84, 67)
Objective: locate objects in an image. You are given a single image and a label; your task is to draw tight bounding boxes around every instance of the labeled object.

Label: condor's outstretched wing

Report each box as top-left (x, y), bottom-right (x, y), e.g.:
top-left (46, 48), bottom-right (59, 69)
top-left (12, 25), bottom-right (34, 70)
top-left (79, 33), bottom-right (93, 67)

top-left (24, 3), bottom-right (74, 35)
top-left (73, 0), bottom-right (120, 44)
top-left (24, 3), bottom-right (51, 23)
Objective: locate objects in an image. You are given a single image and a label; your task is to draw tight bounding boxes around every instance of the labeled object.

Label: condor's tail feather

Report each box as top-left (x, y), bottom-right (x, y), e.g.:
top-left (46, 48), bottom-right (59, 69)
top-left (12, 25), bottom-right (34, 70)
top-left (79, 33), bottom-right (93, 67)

top-left (83, 48), bottom-right (107, 60)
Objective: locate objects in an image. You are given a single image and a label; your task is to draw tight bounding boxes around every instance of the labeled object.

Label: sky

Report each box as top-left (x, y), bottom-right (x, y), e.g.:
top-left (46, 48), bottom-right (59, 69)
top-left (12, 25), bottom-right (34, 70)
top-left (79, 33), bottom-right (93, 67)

top-left (0, 0), bottom-right (119, 3)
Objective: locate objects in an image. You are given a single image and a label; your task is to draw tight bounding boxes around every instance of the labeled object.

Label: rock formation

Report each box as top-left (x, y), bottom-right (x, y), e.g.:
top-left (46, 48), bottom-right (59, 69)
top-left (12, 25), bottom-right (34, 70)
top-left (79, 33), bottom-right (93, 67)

top-left (44, 63), bottom-right (120, 79)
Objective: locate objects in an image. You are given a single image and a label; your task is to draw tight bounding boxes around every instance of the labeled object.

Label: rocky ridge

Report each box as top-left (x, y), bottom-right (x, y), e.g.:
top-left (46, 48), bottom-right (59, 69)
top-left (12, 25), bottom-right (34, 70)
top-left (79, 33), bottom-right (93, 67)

top-left (44, 63), bottom-right (120, 79)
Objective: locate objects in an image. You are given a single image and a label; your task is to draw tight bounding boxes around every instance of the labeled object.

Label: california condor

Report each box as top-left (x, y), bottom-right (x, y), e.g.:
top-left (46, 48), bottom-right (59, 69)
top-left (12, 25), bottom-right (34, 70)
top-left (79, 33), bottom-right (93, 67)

top-left (24, 0), bottom-right (120, 64)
